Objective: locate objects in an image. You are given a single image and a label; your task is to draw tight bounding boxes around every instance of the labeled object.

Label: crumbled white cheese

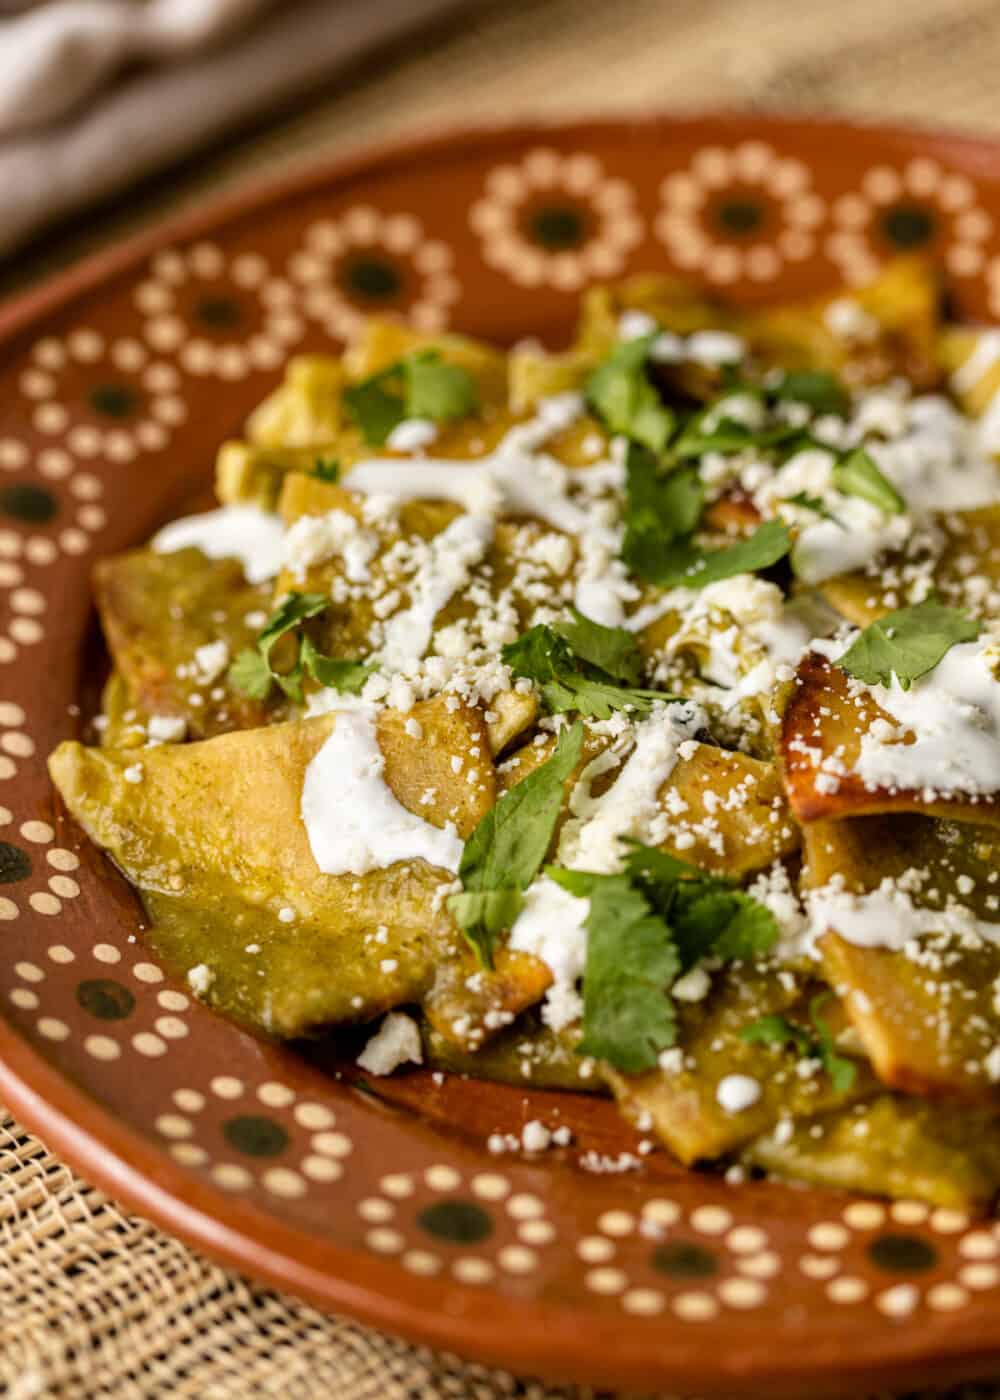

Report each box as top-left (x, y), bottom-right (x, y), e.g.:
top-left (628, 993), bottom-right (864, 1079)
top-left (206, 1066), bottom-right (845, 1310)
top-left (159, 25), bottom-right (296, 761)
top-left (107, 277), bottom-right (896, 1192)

top-left (193, 640), bottom-right (230, 684)
top-left (716, 1074), bottom-right (762, 1113)
top-left (147, 714), bottom-right (186, 743)
top-left (187, 963), bottom-right (213, 996)
top-left (521, 1120), bottom-right (552, 1152)
top-left (356, 1011), bottom-right (423, 1075)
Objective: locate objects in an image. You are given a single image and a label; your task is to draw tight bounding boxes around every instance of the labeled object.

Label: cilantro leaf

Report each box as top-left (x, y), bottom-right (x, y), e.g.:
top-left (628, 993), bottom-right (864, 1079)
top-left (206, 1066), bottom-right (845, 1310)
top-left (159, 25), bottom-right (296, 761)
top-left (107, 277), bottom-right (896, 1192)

top-left (343, 375), bottom-right (407, 447)
top-left (344, 351), bottom-right (479, 445)
top-left (645, 518), bottom-right (792, 590)
top-left (446, 889), bottom-right (525, 951)
top-left (739, 996), bottom-right (858, 1094)
top-left (226, 647), bottom-right (272, 700)
top-left (502, 618), bottom-right (671, 719)
top-left (809, 992), bottom-right (857, 1093)
top-left (621, 444), bottom-right (705, 580)
top-left (740, 1013), bottom-right (814, 1058)
top-left (832, 447), bottom-right (905, 515)
top-left (834, 596), bottom-right (981, 691)
top-left (232, 591), bottom-right (329, 702)
top-left (619, 442), bottom-right (789, 589)
top-left (228, 592), bottom-right (370, 703)
top-left (405, 352), bottom-right (478, 421)
top-left (548, 867), bottom-right (679, 1072)
top-left (552, 608), bottom-right (643, 685)
top-left (448, 722), bottom-right (584, 966)
top-left (676, 887), bottom-right (781, 964)
top-left (771, 369), bottom-right (849, 417)
top-left (300, 636), bottom-right (374, 694)
top-left (312, 457), bottom-right (340, 482)
top-left (585, 335), bottom-right (676, 453)
top-left (622, 841), bottom-right (779, 970)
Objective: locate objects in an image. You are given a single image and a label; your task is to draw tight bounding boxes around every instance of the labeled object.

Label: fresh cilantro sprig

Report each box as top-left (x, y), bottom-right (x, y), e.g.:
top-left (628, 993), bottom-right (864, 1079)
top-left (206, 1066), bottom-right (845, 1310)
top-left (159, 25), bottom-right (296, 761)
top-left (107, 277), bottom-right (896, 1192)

top-left (343, 350), bottom-right (479, 446)
top-left (228, 592), bottom-right (373, 703)
top-left (651, 518), bottom-right (792, 589)
top-left (770, 369), bottom-right (849, 417)
top-left (544, 841), bottom-right (779, 1072)
top-left (502, 608), bottom-right (673, 719)
top-left (312, 457), bottom-right (340, 482)
top-left (447, 722), bottom-right (584, 967)
top-left (740, 992), bottom-right (857, 1093)
top-left (834, 595), bottom-right (981, 691)
top-left (621, 842), bottom-right (780, 970)
top-left (585, 334), bottom-right (676, 453)
top-left (621, 443), bottom-right (791, 590)
top-left (832, 447), bottom-right (904, 515)
top-left (549, 867), bottom-right (679, 1072)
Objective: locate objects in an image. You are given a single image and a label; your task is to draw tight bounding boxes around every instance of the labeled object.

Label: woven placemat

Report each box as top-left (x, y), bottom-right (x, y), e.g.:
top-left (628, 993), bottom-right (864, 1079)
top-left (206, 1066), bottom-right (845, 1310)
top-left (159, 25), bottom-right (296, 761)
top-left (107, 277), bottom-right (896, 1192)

top-left (5, 2), bottom-right (1000, 1395)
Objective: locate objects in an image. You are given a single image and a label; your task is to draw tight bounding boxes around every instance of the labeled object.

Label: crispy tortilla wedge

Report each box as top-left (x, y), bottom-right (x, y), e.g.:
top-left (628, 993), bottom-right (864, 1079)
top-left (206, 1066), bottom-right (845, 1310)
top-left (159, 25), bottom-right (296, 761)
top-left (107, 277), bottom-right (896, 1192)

top-left (806, 813), bottom-right (1000, 1102)
top-left (49, 700), bottom-right (549, 1044)
top-left (745, 1094), bottom-right (1000, 1212)
top-left (602, 970), bottom-right (871, 1163)
top-left (781, 650), bottom-right (1000, 827)
top-left (94, 547), bottom-right (282, 739)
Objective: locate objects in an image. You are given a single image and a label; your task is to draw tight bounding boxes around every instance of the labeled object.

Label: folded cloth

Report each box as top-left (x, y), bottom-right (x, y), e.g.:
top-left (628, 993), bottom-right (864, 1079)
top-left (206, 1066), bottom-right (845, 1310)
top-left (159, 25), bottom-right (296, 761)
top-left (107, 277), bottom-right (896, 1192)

top-left (0, 0), bottom-right (469, 260)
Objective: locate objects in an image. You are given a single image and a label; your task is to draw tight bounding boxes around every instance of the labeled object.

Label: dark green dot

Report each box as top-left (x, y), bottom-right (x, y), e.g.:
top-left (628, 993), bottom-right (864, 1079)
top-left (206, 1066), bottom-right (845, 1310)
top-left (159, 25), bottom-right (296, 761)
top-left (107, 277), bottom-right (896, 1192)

top-left (0, 842), bottom-right (30, 883)
top-left (867, 1233), bottom-right (938, 1273)
top-left (222, 1115), bottom-right (289, 1157)
top-left (0, 484), bottom-right (56, 523)
top-left (76, 978), bottom-right (136, 1021)
top-left (195, 295), bottom-right (242, 328)
top-left (88, 383), bottom-right (138, 419)
top-left (881, 204), bottom-right (935, 248)
top-left (716, 198), bottom-right (764, 235)
top-left (341, 256), bottom-right (402, 301)
top-left (528, 205), bottom-right (586, 249)
top-left (651, 1241), bottom-right (719, 1279)
top-left (417, 1200), bottom-right (493, 1244)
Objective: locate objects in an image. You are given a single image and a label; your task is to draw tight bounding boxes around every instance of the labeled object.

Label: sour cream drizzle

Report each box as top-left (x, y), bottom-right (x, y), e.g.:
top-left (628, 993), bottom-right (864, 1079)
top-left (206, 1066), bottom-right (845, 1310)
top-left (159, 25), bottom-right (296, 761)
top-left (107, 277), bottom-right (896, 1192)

top-left (807, 881), bottom-right (1000, 952)
top-left (152, 504), bottom-right (286, 583)
top-left (819, 634), bottom-right (1000, 797)
top-left (301, 709), bottom-right (462, 877)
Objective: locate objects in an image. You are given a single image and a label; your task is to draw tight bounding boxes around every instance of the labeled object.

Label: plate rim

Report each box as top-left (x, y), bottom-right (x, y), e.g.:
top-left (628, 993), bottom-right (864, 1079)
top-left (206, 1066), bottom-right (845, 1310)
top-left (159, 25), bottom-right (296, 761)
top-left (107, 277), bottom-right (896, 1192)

top-left (4, 108), bottom-right (1000, 1395)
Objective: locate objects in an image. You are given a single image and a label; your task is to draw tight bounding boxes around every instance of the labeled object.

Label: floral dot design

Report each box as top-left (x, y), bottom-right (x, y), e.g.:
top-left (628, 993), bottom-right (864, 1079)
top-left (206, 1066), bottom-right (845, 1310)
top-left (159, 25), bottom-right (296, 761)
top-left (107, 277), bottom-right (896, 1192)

top-left (796, 1200), bottom-right (1000, 1314)
top-left (288, 207), bottom-right (460, 340)
top-left (656, 142), bottom-right (826, 284)
top-left (470, 148), bottom-right (643, 291)
top-left (354, 1167), bottom-right (557, 1283)
top-left (135, 242), bottom-right (305, 379)
top-left (152, 1079), bottom-right (354, 1201)
top-left (827, 159), bottom-right (992, 285)
top-left (576, 1200), bottom-right (777, 1319)
top-left (20, 328), bottom-right (185, 464)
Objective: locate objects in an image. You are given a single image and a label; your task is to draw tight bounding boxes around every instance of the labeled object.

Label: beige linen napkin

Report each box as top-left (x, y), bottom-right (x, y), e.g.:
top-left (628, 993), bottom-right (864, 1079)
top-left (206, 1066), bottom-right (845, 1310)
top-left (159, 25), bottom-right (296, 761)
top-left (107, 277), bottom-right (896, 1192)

top-left (0, 0), bottom-right (470, 259)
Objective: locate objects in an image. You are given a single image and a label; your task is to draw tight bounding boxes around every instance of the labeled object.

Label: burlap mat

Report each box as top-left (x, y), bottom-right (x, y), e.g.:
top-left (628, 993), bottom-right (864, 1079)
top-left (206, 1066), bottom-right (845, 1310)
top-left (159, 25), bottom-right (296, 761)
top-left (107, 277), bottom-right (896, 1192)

top-left (6, 1), bottom-right (1000, 1395)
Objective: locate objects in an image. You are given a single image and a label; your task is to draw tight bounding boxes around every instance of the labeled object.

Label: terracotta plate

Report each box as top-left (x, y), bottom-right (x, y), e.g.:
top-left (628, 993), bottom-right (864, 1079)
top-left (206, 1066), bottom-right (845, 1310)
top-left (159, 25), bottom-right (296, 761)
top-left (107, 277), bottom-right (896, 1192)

top-left (2, 113), bottom-right (1000, 1399)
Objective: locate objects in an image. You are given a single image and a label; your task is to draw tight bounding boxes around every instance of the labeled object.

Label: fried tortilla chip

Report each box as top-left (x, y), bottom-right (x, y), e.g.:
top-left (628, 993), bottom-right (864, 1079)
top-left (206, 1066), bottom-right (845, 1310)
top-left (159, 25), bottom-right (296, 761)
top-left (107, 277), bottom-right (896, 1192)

top-left (49, 700), bottom-right (548, 1044)
top-left (806, 814), bottom-right (1000, 1102)
top-left (819, 505), bottom-right (1000, 627)
top-left (745, 1095), bottom-right (1000, 1211)
top-left (94, 546), bottom-right (282, 739)
top-left (781, 649), bottom-right (1000, 827)
top-left (603, 970), bottom-right (871, 1163)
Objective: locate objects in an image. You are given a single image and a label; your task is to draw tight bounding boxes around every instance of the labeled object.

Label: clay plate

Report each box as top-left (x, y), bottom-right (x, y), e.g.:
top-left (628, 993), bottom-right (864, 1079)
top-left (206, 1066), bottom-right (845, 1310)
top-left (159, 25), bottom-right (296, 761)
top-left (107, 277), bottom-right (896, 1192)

top-left (1, 113), bottom-right (999, 1398)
